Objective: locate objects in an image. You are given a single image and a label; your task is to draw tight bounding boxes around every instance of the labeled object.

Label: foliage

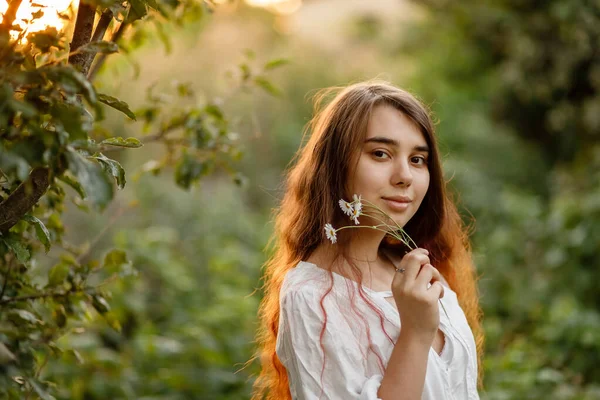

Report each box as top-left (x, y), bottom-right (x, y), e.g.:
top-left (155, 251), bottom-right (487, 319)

top-left (1, 0), bottom-right (597, 398)
top-left (41, 180), bottom-right (268, 399)
top-left (398, 0), bottom-right (600, 398)
top-left (0, 0), bottom-right (284, 398)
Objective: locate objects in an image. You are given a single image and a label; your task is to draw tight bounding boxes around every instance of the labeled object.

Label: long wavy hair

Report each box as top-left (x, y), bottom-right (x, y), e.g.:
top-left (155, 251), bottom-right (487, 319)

top-left (250, 80), bottom-right (484, 399)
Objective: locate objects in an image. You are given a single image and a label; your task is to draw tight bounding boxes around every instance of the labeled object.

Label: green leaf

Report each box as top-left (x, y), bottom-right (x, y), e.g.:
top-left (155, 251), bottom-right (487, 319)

top-left (98, 94), bottom-right (136, 120)
top-left (1, 235), bottom-right (31, 263)
top-left (53, 305), bottom-right (67, 328)
top-left (48, 65), bottom-right (97, 105)
top-left (91, 152), bottom-right (126, 189)
top-left (254, 76), bottom-right (282, 97)
top-left (145, 0), bottom-right (160, 10)
top-left (0, 145), bottom-right (30, 181)
top-left (23, 215), bottom-right (51, 253)
top-left (154, 19), bottom-right (172, 54)
top-left (77, 40), bottom-right (119, 55)
top-left (204, 104), bottom-right (224, 120)
top-left (91, 295), bottom-right (110, 314)
top-left (48, 263), bottom-right (69, 287)
top-left (126, 0), bottom-right (148, 24)
top-left (8, 98), bottom-right (38, 118)
top-left (57, 172), bottom-right (86, 199)
top-left (28, 378), bottom-right (56, 400)
top-left (100, 136), bottom-right (142, 148)
top-left (27, 27), bottom-right (61, 52)
top-left (14, 309), bottom-right (39, 324)
top-left (65, 148), bottom-right (114, 210)
top-left (103, 249), bottom-right (136, 277)
top-left (264, 58), bottom-right (289, 70)
top-left (174, 152), bottom-right (212, 190)
top-left (240, 63), bottom-right (251, 81)
top-left (0, 343), bottom-right (16, 365)
top-left (51, 103), bottom-right (88, 141)
top-left (103, 249), bottom-right (127, 270)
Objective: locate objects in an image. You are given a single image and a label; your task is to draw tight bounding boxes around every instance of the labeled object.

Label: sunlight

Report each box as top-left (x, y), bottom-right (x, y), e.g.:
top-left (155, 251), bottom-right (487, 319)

top-left (0, 0), bottom-right (74, 37)
top-left (245, 0), bottom-right (302, 15)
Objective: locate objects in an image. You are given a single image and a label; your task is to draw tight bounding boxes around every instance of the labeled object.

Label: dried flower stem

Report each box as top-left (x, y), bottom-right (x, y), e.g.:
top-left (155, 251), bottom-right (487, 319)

top-left (327, 195), bottom-right (451, 325)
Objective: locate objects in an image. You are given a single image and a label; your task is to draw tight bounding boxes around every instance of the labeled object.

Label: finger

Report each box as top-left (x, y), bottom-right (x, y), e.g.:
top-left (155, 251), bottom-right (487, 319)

top-left (427, 280), bottom-right (445, 300)
top-left (415, 263), bottom-right (439, 287)
top-left (399, 249), bottom-right (430, 281)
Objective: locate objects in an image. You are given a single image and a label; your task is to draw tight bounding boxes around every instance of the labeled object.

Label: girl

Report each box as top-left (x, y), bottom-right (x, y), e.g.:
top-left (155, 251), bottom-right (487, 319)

top-left (251, 81), bottom-right (484, 399)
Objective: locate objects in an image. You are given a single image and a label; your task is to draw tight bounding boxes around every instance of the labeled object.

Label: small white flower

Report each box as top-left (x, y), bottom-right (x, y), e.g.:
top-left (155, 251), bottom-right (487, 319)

top-left (324, 223), bottom-right (337, 243)
top-left (351, 207), bottom-right (361, 225)
top-left (338, 199), bottom-right (354, 216)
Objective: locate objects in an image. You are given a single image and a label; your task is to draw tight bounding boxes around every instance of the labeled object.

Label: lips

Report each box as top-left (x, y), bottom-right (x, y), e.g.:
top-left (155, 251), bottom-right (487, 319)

top-left (382, 196), bottom-right (412, 211)
top-left (382, 196), bottom-right (411, 203)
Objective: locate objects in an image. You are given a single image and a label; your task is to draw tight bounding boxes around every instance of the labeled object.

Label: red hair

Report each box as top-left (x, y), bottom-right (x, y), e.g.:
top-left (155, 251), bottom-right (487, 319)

top-left (249, 81), bottom-right (484, 399)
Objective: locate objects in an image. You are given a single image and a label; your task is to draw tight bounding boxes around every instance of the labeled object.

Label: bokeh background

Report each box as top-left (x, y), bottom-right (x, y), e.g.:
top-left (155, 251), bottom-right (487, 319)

top-left (11, 0), bottom-right (600, 398)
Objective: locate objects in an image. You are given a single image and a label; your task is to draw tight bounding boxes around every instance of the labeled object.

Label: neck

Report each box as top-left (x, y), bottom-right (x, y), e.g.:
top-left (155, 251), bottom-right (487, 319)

top-left (347, 228), bottom-right (386, 264)
top-left (308, 224), bottom-right (397, 288)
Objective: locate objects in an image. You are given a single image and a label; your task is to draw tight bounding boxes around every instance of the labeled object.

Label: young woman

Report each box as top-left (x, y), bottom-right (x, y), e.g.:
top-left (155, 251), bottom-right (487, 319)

top-left (251, 81), bottom-right (484, 399)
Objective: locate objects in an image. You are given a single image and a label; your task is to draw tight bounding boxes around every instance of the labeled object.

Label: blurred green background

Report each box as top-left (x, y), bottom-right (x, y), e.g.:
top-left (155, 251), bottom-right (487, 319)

top-left (29, 0), bottom-right (600, 398)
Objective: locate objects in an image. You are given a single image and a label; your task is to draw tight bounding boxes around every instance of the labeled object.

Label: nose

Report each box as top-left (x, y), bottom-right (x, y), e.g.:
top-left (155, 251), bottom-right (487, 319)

top-left (391, 159), bottom-right (413, 187)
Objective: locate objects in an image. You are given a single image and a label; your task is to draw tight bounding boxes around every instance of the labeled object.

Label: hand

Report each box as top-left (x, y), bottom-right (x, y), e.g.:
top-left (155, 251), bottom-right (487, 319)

top-left (390, 248), bottom-right (445, 344)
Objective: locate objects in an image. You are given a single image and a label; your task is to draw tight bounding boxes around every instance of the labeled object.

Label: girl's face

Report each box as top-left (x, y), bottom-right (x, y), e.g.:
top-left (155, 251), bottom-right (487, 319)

top-left (349, 104), bottom-right (431, 228)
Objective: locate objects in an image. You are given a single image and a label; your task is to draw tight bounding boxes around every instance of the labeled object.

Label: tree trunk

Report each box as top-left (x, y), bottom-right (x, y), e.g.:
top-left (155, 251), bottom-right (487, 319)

top-left (0, 1), bottom-right (98, 234)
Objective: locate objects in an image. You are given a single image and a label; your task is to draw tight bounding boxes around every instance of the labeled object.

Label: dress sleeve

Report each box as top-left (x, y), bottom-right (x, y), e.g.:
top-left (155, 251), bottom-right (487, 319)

top-left (276, 287), bottom-right (384, 400)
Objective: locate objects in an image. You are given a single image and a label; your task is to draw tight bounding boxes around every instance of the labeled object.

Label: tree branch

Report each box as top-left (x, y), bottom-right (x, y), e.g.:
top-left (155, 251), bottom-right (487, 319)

top-left (0, 291), bottom-right (66, 304)
top-left (0, 281), bottom-right (111, 305)
top-left (0, 2), bottom-right (100, 234)
top-left (0, 0), bottom-right (24, 32)
top-left (0, 167), bottom-right (51, 234)
top-left (91, 8), bottom-right (113, 42)
top-left (68, 2), bottom-right (97, 75)
top-left (88, 18), bottom-right (129, 81)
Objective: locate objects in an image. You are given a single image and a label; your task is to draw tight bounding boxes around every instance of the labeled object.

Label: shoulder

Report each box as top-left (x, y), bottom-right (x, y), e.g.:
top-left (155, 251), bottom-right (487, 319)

top-left (280, 262), bottom-right (329, 303)
top-left (279, 261), bottom-right (344, 316)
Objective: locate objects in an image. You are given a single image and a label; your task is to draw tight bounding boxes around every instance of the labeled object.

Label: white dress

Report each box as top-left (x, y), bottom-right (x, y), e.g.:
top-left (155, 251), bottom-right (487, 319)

top-left (275, 261), bottom-right (480, 400)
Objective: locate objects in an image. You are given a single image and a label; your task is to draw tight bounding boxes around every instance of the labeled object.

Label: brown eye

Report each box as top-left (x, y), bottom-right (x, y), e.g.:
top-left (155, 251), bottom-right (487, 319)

top-left (412, 156), bottom-right (427, 165)
top-left (372, 150), bottom-right (390, 159)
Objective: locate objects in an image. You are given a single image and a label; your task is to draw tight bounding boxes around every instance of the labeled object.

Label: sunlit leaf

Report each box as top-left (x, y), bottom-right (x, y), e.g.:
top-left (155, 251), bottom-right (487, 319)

top-left (98, 94), bottom-right (137, 120)
top-left (100, 137), bottom-right (142, 148)
top-left (27, 27), bottom-right (61, 52)
top-left (126, 0), bottom-right (148, 23)
top-left (77, 40), bottom-right (119, 55)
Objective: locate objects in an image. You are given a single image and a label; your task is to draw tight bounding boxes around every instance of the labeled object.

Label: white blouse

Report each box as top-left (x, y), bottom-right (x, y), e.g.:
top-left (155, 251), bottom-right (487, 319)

top-left (275, 261), bottom-right (480, 400)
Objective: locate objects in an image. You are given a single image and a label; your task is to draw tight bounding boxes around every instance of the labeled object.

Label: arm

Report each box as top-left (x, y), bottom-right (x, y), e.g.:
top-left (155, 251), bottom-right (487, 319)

top-left (377, 248), bottom-right (446, 400)
top-left (377, 329), bottom-right (430, 400)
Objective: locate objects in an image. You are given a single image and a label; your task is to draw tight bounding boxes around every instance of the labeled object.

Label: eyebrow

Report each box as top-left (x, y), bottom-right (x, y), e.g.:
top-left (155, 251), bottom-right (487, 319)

top-left (364, 136), bottom-right (430, 152)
